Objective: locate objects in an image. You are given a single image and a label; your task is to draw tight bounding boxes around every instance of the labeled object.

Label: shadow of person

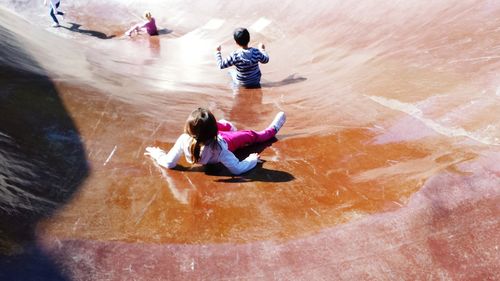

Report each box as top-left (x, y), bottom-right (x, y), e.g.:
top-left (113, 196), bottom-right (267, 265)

top-left (261, 73), bottom-right (307, 88)
top-left (173, 158), bottom-right (294, 183)
top-left (157, 28), bottom-right (173, 35)
top-left (0, 26), bottom-right (88, 280)
top-left (213, 160), bottom-right (295, 183)
top-left (62, 22), bottom-right (115, 39)
top-left (168, 138), bottom-right (294, 182)
top-left (205, 138), bottom-right (294, 183)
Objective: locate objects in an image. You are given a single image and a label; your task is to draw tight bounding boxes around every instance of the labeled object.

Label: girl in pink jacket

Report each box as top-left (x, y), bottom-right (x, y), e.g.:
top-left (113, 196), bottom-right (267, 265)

top-left (125, 11), bottom-right (158, 36)
top-left (145, 108), bottom-right (286, 175)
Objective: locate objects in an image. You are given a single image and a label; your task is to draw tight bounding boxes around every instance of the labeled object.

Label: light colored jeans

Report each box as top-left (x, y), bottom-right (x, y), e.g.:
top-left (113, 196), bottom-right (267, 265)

top-left (228, 69), bottom-right (261, 89)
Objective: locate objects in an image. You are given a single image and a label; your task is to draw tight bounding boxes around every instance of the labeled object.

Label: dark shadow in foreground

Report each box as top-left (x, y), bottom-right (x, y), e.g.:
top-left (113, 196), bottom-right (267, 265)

top-left (62, 22), bottom-right (116, 39)
top-left (212, 159), bottom-right (294, 183)
top-left (173, 138), bottom-right (294, 183)
top-left (0, 26), bottom-right (89, 280)
top-left (261, 73), bottom-right (307, 88)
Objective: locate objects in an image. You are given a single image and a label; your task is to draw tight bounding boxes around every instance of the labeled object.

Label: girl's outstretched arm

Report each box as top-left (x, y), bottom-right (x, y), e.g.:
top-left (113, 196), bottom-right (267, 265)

top-left (145, 134), bottom-right (189, 168)
top-left (140, 20), bottom-right (150, 29)
top-left (218, 149), bottom-right (259, 175)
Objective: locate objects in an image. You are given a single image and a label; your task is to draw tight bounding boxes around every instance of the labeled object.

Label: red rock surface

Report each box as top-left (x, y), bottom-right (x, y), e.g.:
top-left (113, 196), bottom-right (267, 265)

top-left (1, 0), bottom-right (499, 280)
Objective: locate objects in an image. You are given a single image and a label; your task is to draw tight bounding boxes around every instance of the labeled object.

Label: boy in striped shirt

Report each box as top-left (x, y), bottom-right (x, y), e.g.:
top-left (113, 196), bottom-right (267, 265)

top-left (216, 28), bottom-right (269, 88)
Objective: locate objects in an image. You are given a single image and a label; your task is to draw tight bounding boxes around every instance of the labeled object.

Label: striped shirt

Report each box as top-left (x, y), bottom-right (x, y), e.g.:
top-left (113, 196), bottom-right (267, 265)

top-left (216, 47), bottom-right (269, 87)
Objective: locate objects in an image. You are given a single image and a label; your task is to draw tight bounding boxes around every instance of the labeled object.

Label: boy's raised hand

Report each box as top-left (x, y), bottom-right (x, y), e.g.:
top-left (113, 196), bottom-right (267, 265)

top-left (258, 43), bottom-right (265, 50)
top-left (216, 45), bottom-right (222, 52)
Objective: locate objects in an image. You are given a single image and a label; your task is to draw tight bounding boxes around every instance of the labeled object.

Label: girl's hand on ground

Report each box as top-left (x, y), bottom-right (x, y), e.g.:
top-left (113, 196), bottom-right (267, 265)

top-left (144, 147), bottom-right (164, 159)
top-left (248, 153), bottom-right (260, 162)
top-left (216, 45), bottom-right (221, 52)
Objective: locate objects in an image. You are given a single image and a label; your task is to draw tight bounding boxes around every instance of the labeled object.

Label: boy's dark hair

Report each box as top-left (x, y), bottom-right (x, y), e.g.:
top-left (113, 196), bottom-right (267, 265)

top-left (233, 28), bottom-right (250, 46)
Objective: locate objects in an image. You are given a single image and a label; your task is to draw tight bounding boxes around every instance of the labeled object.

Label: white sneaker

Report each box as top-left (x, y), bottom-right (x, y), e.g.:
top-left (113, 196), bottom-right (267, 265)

top-left (51, 22), bottom-right (60, 27)
top-left (269, 112), bottom-right (286, 133)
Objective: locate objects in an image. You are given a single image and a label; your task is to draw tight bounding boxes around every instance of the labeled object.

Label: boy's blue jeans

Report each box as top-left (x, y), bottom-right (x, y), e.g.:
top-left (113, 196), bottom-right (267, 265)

top-left (49, 2), bottom-right (64, 24)
top-left (228, 69), bottom-right (261, 89)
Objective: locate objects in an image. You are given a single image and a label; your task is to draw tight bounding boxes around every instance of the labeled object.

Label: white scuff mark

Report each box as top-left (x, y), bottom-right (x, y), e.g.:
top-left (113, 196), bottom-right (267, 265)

top-left (310, 208), bottom-right (320, 217)
top-left (72, 218), bottom-right (81, 233)
top-left (183, 173), bottom-right (197, 189)
top-left (135, 144), bottom-right (145, 160)
top-left (55, 238), bottom-right (63, 249)
top-left (123, 264), bottom-right (133, 273)
top-left (135, 160), bottom-right (169, 225)
top-left (135, 187), bottom-right (161, 225)
top-left (330, 124), bottom-right (374, 130)
top-left (180, 258), bottom-right (196, 272)
top-left (367, 95), bottom-right (500, 146)
top-left (448, 55), bottom-right (500, 64)
top-left (89, 95), bottom-right (112, 137)
top-left (303, 159), bottom-right (317, 175)
top-left (392, 201), bottom-right (403, 207)
top-left (206, 209), bottom-right (213, 219)
top-left (250, 17), bottom-right (271, 32)
top-left (150, 122), bottom-right (163, 137)
top-left (103, 145), bottom-right (117, 166)
top-left (496, 86), bottom-right (500, 97)
top-left (386, 159), bottom-right (399, 165)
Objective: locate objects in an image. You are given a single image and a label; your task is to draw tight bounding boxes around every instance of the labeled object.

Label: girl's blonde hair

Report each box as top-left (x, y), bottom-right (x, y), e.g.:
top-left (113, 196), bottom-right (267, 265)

top-left (184, 108), bottom-right (218, 163)
top-left (144, 11), bottom-right (152, 20)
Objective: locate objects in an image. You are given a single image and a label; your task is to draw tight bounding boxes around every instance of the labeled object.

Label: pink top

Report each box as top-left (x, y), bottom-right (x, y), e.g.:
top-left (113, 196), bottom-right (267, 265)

top-left (144, 18), bottom-right (158, 35)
